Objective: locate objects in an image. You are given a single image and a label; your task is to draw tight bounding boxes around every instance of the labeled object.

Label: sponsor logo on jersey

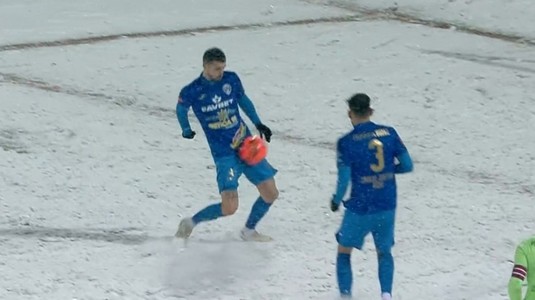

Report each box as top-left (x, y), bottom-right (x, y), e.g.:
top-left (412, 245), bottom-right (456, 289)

top-left (208, 108), bottom-right (239, 129)
top-left (212, 95), bottom-right (222, 104)
top-left (201, 97), bottom-right (235, 113)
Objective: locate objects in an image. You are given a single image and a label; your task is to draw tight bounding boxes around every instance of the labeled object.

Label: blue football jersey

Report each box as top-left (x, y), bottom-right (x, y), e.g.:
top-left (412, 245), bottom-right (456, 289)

top-left (337, 121), bottom-right (408, 214)
top-left (179, 71), bottom-right (251, 158)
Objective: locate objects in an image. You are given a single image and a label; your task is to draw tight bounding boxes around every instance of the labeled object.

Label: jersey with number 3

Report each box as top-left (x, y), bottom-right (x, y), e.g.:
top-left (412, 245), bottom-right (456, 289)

top-left (337, 121), bottom-right (408, 215)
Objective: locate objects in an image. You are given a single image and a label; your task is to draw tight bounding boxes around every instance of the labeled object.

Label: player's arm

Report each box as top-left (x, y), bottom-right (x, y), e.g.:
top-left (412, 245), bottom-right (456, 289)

top-left (237, 94), bottom-right (262, 126)
top-left (233, 73), bottom-right (272, 142)
top-left (395, 151), bottom-right (413, 174)
top-left (331, 139), bottom-right (350, 211)
top-left (176, 94), bottom-right (195, 139)
top-left (237, 94), bottom-right (272, 142)
top-left (392, 128), bottom-right (413, 174)
top-left (508, 246), bottom-right (528, 300)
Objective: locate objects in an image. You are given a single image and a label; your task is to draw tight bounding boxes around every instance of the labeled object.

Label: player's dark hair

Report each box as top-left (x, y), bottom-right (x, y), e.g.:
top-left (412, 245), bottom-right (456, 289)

top-left (203, 47), bottom-right (226, 64)
top-left (347, 93), bottom-right (372, 116)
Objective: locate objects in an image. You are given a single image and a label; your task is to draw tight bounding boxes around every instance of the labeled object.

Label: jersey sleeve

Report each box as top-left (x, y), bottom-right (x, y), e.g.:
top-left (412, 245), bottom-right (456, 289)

top-left (333, 137), bottom-right (351, 204)
top-left (237, 94), bottom-right (262, 126)
top-left (336, 138), bottom-right (351, 168)
top-left (177, 87), bottom-right (193, 133)
top-left (178, 87), bottom-right (192, 108)
top-left (232, 72), bottom-right (262, 125)
top-left (231, 72), bottom-right (245, 100)
top-left (508, 245), bottom-right (528, 300)
top-left (391, 127), bottom-right (408, 156)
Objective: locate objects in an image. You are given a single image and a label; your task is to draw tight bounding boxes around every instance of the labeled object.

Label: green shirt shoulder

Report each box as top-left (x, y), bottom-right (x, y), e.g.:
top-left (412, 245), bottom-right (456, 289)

top-left (509, 237), bottom-right (535, 300)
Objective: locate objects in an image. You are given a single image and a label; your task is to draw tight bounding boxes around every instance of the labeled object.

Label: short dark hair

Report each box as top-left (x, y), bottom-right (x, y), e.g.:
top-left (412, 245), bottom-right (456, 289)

top-left (203, 47), bottom-right (226, 64)
top-left (347, 93), bottom-right (372, 115)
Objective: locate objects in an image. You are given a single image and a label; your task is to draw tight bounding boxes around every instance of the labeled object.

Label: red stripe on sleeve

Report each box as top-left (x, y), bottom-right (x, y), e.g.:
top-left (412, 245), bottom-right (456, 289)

top-left (512, 265), bottom-right (527, 280)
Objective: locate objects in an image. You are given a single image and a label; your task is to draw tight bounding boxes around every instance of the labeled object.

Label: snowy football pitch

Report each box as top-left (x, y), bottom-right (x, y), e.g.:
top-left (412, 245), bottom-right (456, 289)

top-left (1, 1), bottom-right (534, 299)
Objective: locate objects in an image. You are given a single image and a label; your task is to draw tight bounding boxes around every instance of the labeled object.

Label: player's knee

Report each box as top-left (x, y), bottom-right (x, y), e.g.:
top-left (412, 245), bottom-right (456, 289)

top-left (338, 245), bottom-right (352, 254)
top-left (257, 179), bottom-right (279, 203)
top-left (221, 200), bottom-right (238, 215)
top-left (221, 191), bottom-right (239, 216)
top-left (264, 187), bottom-right (279, 203)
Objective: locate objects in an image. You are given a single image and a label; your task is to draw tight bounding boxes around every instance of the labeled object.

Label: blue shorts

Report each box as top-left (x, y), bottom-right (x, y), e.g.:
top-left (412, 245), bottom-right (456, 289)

top-left (335, 209), bottom-right (395, 253)
top-left (214, 155), bottom-right (278, 193)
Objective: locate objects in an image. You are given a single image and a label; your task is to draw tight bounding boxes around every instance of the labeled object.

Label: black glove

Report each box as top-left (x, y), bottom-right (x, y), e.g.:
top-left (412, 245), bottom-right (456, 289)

top-left (330, 196), bottom-right (340, 212)
top-left (256, 123), bottom-right (272, 143)
top-left (330, 200), bottom-right (340, 212)
top-left (182, 130), bottom-right (196, 139)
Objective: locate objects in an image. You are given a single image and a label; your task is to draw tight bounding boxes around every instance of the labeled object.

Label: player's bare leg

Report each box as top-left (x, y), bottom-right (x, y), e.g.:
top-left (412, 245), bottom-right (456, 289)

top-left (256, 179), bottom-right (279, 204)
top-left (338, 245), bottom-right (352, 254)
top-left (221, 190), bottom-right (239, 216)
top-left (337, 245), bottom-right (353, 298)
top-left (240, 178), bottom-right (279, 242)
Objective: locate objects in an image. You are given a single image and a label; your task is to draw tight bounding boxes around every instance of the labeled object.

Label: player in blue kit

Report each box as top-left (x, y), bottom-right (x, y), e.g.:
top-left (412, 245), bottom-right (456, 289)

top-left (175, 47), bottom-right (279, 242)
top-left (330, 93), bottom-right (413, 299)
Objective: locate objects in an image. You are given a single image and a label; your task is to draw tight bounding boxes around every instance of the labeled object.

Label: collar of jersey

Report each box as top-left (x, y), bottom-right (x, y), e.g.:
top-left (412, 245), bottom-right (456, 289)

top-left (354, 121), bottom-right (374, 129)
top-left (198, 73), bottom-right (220, 86)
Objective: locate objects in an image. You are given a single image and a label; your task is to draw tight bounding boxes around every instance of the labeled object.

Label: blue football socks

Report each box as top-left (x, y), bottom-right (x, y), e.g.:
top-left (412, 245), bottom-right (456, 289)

top-left (378, 251), bottom-right (394, 294)
top-left (245, 197), bottom-right (272, 229)
top-left (337, 253), bottom-right (352, 296)
top-left (191, 203), bottom-right (223, 225)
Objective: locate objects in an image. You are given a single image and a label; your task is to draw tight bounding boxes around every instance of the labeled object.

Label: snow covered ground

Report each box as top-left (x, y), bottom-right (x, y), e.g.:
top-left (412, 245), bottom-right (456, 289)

top-left (307, 0), bottom-right (535, 40)
top-left (1, 1), bottom-right (534, 299)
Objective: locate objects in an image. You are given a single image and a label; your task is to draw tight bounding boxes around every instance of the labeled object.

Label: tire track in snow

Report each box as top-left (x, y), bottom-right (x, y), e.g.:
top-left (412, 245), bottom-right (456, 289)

top-left (301, 1), bottom-right (535, 46)
top-left (0, 15), bottom-right (361, 52)
top-left (0, 6), bottom-right (534, 52)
